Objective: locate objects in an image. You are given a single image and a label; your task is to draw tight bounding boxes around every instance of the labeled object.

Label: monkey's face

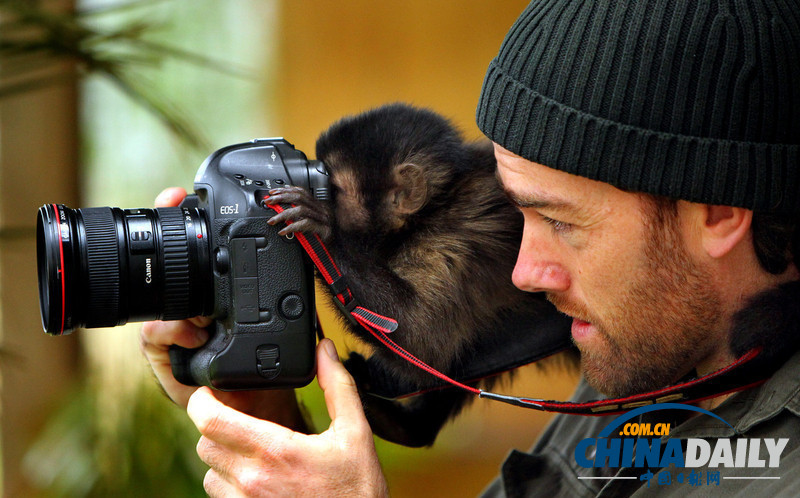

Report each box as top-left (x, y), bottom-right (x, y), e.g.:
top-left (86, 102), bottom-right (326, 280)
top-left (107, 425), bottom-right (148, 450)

top-left (329, 167), bottom-right (372, 233)
top-left (326, 156), bottom-right (432, 236)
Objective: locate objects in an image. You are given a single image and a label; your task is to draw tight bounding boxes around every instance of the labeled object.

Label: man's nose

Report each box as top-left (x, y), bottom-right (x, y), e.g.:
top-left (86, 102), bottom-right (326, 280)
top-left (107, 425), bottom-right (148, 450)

top-left (512, 227), bottom-right (570, 293)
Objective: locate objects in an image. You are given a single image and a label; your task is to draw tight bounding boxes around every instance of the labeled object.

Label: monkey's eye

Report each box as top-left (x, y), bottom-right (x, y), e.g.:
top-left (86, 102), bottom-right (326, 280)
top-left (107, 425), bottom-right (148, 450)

top-left (542, 215), bottom-right (573, 234)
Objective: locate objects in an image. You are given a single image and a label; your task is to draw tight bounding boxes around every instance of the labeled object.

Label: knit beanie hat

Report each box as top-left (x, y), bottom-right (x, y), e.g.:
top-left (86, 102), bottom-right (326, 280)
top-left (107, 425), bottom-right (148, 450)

top-left (477, 0), bottom-right (800, 214)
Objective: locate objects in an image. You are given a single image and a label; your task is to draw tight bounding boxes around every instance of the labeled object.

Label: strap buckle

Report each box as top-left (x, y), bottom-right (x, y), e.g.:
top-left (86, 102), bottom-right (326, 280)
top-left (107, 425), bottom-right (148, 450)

top-left (331, 276), bottom-right (360, 327)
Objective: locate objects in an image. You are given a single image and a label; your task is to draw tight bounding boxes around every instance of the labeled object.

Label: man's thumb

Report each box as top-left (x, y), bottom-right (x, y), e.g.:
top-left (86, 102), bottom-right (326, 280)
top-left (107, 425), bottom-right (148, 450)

top-left (316, 339), bottom-right (368, 427)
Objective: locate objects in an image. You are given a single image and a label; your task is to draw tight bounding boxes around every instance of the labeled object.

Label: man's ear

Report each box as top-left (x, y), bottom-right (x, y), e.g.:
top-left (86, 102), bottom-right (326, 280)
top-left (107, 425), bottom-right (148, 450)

top-left (390, 163), bottom-right (428, 215)
top-left (699, 204), bottom-right (753, 259)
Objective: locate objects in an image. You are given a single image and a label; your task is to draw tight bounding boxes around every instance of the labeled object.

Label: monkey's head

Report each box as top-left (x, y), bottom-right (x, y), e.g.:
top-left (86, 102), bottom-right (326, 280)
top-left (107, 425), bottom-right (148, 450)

top-left (316, 103), bottom-right (475, 236)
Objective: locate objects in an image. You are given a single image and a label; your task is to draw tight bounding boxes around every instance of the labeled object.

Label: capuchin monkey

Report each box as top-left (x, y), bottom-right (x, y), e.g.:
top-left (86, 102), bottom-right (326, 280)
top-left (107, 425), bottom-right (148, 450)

top-left (266, 103), bottom-right (572, 447)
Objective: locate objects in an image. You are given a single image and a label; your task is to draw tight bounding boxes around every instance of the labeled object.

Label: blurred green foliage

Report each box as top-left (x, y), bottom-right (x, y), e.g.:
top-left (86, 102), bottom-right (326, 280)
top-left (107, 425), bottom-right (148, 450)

top-left (23, 380), bottom-right (207, 497)
top-left (0, 0), bottom-right (249, 149)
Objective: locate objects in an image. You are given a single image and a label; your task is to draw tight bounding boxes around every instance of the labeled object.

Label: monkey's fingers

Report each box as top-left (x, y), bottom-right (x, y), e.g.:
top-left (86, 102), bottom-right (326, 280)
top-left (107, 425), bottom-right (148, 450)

top-left (276, 218), bottom-right (332, 240)
top-left (267, 203), bottom-right (328, 225)
top-left (265, 208), bottom-right (292, 225)
top-left (264, 186), bottom-right (315, 206)
top-left (268, 205), bottom-right (332, 239)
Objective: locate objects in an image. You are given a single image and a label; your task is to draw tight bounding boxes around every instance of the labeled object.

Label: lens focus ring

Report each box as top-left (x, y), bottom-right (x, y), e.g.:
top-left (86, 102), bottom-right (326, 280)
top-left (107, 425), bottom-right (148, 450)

top-left (158, 208), bottom-right (192, 320)
top-left (81, 208), bottom-right (121, 327)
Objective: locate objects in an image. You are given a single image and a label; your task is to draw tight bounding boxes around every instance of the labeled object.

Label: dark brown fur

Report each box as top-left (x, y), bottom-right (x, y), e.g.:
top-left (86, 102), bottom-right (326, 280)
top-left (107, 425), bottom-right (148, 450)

top-left (267, 104), bottom-right (571, 446)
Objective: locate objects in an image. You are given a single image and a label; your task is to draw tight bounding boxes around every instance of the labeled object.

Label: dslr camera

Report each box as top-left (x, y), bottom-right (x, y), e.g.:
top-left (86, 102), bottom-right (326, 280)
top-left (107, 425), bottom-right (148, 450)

top-left (37, 139), bottom-right (329, 390)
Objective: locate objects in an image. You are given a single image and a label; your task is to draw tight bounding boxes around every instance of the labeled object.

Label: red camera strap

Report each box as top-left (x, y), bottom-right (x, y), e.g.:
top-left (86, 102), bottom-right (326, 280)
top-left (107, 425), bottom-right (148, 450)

top-left (264, 200), bottom-right (768, 415)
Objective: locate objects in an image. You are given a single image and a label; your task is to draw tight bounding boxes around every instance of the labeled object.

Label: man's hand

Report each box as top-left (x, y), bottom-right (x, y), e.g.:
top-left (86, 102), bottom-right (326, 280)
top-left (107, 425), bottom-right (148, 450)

top-left (189, 339), bottom-right (389, 497)
top-left (140, 315), bottom-right (212, 408)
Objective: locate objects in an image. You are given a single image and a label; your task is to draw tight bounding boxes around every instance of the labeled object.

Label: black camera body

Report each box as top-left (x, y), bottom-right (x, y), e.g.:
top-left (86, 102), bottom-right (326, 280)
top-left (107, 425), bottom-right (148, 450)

top-left (170, 138), bottom-right (330, 389)
top-left (37, 138), bottom-right (329, 390)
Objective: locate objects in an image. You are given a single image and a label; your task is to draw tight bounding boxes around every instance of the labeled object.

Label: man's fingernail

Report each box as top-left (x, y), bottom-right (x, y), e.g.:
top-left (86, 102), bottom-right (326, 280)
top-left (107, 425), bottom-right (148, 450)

top-left (187, 387), bottom-right (214, 422)
top-left (154, 190), bottom-right (171, 206)
top-left (322, 339), bottom-right (339, 361)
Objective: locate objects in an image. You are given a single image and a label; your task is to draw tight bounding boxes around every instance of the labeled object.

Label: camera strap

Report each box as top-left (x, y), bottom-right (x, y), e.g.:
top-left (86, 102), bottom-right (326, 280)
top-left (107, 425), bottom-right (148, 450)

top-left (265, 200), bottom-right (769, 416)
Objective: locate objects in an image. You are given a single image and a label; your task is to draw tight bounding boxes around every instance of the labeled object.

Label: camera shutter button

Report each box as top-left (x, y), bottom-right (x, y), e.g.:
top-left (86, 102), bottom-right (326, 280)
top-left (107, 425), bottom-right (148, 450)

top-left (279, 294), bottom-right (304, 320)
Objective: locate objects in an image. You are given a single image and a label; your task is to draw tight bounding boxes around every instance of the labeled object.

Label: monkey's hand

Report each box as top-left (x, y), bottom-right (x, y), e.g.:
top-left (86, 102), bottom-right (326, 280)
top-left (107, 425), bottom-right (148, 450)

top-left (265, 186), bottom-right (333, 241)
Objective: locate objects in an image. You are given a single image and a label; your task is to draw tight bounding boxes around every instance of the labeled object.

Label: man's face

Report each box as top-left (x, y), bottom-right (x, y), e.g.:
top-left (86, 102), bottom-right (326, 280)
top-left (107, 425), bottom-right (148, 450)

top-left (494, 144), bottom-right (722, 397)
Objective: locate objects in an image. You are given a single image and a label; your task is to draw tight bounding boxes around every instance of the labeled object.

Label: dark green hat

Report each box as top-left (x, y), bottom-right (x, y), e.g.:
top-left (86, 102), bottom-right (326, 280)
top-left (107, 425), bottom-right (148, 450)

top-left (477, 0), bottom-right (800, 214)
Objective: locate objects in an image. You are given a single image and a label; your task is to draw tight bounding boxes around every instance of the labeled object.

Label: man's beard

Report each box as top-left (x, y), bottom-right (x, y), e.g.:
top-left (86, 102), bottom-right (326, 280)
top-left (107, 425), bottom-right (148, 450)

top-left (548, 203), bottom-right (723, 398)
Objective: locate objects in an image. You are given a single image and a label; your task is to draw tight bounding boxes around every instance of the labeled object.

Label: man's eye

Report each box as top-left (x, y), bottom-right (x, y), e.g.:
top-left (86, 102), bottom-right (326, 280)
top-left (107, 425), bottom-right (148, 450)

top-left (542, 215), bottom-right (572, 233)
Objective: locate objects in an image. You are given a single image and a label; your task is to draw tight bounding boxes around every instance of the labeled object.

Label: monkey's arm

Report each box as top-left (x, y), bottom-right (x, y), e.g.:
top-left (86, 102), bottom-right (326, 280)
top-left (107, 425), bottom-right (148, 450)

top-left (265, 186), bottom-right (420, 323)
top-left (266, 186), bottom-right (423, 332)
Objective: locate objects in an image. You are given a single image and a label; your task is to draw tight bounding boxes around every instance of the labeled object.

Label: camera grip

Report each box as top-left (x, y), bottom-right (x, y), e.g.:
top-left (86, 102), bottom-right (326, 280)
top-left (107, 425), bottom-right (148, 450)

top-left (169, 345), bottom-right (200, 386)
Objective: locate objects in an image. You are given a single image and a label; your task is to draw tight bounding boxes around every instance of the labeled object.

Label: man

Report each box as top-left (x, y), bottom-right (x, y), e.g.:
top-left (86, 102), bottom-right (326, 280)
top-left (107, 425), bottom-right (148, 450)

top-left (141, 0), bottom-right (800, 495)
top-left (473, 3), bottom-right (800, 495)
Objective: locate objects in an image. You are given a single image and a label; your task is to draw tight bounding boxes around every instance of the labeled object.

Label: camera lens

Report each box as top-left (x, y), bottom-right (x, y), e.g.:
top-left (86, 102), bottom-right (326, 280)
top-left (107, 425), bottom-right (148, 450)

top-left (36, 204), bottom-right (213, 335)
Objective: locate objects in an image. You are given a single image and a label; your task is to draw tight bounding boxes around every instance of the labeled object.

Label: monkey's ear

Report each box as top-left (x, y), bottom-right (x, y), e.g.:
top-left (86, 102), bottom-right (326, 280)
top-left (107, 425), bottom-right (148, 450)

top-left (391, 163), bottom-right (428, 215)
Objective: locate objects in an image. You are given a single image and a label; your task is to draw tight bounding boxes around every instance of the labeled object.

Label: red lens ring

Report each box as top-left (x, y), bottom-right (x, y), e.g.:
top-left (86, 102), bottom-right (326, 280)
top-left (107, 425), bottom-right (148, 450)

top-left (53, 204), bottom-right (66, 335)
